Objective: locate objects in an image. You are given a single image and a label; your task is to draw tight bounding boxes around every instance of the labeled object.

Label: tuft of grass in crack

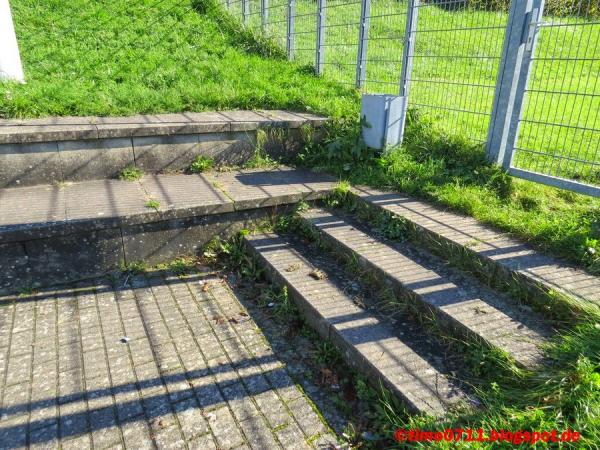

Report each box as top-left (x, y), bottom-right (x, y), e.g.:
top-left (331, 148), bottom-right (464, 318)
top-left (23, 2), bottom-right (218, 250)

top-left (18, 286), bottom-right (39, 298)
top-left (144, 199), bottom-right (160, 210)
top-left (120, 261), bottom-right (147, 275)
top-left (244, 128), bottom-right (280, 169)
top-left (155, 256), bottom-right (200, 277)
top-left (119, 166), bottom-right (144, 181)
top-left (203, 230), bottom-right (266, 280)
top-left (188, 155), bottom-right (214, 173)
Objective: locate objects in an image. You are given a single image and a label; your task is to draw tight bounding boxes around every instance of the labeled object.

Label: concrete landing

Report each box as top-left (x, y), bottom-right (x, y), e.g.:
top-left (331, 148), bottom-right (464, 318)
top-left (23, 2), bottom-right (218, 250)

top-left (0, 272), bottom-right (337, 449)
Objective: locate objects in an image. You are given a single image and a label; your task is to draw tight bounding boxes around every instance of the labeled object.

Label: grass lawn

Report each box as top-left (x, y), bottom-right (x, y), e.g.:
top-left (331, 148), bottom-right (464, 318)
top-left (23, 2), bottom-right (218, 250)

top-left (0, 0), bottom-right (359, 118)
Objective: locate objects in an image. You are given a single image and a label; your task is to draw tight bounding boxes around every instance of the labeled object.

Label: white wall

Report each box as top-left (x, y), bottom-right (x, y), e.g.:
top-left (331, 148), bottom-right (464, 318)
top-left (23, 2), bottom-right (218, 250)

top-left (0, 0), bottom-right (25, 82)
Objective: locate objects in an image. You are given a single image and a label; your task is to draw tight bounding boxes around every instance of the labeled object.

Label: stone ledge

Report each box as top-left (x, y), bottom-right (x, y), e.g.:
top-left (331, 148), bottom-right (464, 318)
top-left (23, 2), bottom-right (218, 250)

top-left (0, 168), bottom-right (337, 294)
top-left (350, 186), bottom-right (600, 308)
top-left (245, 232), bottom-right (467, 416)
top-left (300, 207), bottom-right (550, 369)
top-left (0, 110), bottom-right (327, 144)
top-left (0, 168), bottom-right (337, 244)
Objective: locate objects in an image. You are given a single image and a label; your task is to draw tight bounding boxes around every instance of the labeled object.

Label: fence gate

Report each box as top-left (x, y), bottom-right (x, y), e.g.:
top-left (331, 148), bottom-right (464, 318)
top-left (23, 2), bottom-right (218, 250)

top-left (487, 0), bottom-right (600, 197)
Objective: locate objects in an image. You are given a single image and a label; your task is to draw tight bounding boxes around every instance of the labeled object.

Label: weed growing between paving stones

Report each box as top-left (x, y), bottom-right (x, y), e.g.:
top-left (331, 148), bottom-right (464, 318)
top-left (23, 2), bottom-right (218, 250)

top-left (119, 166), bottom-right (144, 181)
top-left (120, 260), bottom-right (147, 275)
top-left (188, 155), bottom-right (214, 173)
top-left (144, 198), bottom-right (160, 210)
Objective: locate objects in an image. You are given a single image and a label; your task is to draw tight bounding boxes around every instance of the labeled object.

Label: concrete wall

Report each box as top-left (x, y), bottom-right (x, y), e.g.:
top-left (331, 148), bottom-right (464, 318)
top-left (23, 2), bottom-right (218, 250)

top-left (0, 206), bottom-right (289, 295)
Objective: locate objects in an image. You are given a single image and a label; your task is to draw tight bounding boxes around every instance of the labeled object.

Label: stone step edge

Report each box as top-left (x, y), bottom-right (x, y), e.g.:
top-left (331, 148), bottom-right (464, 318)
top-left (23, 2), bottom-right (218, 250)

top-left (0, 110), bottom-right (327, 144)
top-left (244, 232), bottom-right (468, 417)
top-left (0, 177), bottom-right (335, 244)
top-left (347, 187), bottom-right (600, 315)
top-left (299, 207), bottom-right (548, 369)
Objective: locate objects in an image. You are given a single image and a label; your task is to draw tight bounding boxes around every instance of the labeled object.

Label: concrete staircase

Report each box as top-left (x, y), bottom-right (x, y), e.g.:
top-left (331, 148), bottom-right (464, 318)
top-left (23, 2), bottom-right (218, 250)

top-left (2, 111), bottom-right (599, 420)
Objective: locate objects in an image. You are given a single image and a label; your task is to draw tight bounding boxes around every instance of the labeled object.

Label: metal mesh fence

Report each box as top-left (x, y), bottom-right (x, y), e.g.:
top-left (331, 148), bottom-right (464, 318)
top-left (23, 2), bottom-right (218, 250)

top-left (513, 1), bottom-right (600, 186)
top-left (321, 0), bottom-right (363, 86)
top-left (363, 0), bottom-right (408, 93)
top-left (408, 0), bottom-right (508, 143)
top-left (291, 1), bottom-right (318, 67)
top-left (264, 0), bottom-right (289, 50)
top-left (217, 0), bottom-right (600, 195)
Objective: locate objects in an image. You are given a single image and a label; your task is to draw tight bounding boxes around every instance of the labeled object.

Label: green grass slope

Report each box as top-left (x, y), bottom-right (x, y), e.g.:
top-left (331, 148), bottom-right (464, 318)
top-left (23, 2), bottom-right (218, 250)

top-left (0, 0), bottom-right (359, 118)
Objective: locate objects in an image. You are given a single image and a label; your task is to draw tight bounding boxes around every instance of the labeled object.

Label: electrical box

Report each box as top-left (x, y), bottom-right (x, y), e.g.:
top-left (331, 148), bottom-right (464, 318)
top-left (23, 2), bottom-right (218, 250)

top-left (360, 94), bottom-right (407, 150)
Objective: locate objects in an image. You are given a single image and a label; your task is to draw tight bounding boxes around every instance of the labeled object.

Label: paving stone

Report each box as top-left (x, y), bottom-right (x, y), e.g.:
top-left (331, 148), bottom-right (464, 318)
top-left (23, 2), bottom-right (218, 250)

top-left (65, 179), bottom-right (148, 222)
top-left (275, 423), bottom-right (312, 450)
top-left (152, 424), bottom-right (187, 450)
top-left (91, 424), bottom-right (122, 450)
top-left (139, 173), bottom-right (233, 217)
top-left (29, 423), bottom-right (60, 449)
top-left (0, 184), bottom-right (67, 230)
top-left (286, 398), bottom-right (327, 440)
top-left (0, 273), bottom-right (337, 449)
top-left (204, 168), bottom-right (335, 210)
top-left (61, 433), bottom-right (92, 450)
top-left (173, 397), bottom-right (209, 441)
top-left (206, 406), bottom-right (245, 450)
top-left (121, 419), bottom-right (154, 450)
top-left (239, 415), bottom-right (282, 449)
top-left (253, 390), bottom-right (291, 429)
top-left (222, 382), bottom-right (259, 422)
top-left (188, 433), bottom-right (217, 450)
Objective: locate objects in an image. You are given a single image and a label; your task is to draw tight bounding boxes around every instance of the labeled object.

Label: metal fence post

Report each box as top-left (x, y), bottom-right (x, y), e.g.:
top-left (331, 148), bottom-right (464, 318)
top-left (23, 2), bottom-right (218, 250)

top-left (226, 0), bottom-right (231, 10)
top-left (397, 0), bottom-right (419, 144)
top-left (315, 0), bottom-right (326, 75)
top-left (355, 0), bottom-right (371, 89)
top-left (486, 0), bottom-right (544, 168)
top-left (262, 0), bottom-right (268, 31)
top-left (287, 0), bottom-right (295, 60)
top-left (242, 0), bottom-right (249, 25)
top-left (399, 0), bottom-right (418, 97)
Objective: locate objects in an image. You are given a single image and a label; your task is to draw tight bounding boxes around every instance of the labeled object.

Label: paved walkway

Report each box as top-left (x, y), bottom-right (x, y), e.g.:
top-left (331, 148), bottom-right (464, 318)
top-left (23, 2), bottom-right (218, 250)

top-left (0, 271), bottom-right (337, 449)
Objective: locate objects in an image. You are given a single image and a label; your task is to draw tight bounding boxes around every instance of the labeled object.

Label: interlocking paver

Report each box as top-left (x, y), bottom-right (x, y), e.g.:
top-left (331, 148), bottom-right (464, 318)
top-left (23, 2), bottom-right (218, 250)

top-left (0, 272), bottom-right (335, 449)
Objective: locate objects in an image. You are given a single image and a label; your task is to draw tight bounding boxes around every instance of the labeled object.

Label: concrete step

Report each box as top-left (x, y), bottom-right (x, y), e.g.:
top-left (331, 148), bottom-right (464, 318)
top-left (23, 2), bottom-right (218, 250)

top-left (301, 208), bottom-right (553, 369)
top-left (0, 168), bottom-right (336, 294)
top-left (0, 110), bottom-right (326, 188)
top-left (244, 232), bottom-right (468, 416)
top-left (350, 187), bottom-right (600, 311)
